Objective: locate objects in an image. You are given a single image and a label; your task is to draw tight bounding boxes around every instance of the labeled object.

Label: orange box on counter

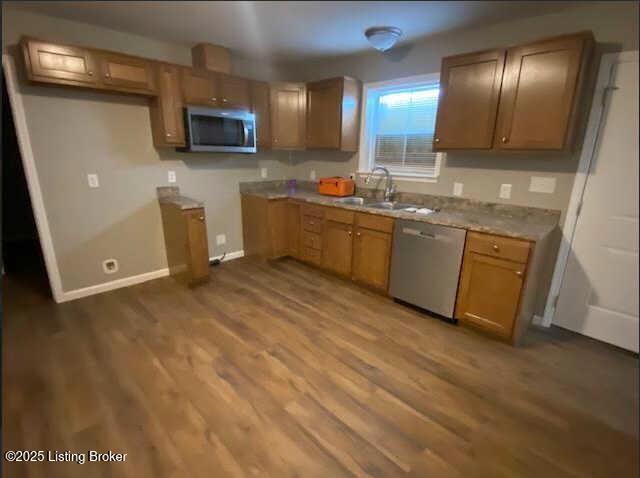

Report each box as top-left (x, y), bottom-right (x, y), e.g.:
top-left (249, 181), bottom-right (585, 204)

top-left (318, 177), bottom-right (355, 197)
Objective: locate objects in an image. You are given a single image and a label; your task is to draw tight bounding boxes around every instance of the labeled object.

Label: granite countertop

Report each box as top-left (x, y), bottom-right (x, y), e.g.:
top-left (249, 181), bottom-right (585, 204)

top-left (157, 186), bottom-right (203, 210)
top-left (240, 184), bottom-right (559, 242)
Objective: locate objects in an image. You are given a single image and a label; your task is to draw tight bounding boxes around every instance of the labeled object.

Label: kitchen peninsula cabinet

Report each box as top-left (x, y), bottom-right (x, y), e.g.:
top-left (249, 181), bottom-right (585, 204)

top-left (434, 31), bottom-right (594, 152)
top-left (270, 83), bottom-right (306, 150)
top-left (306, 77), bottom-right (361, 152)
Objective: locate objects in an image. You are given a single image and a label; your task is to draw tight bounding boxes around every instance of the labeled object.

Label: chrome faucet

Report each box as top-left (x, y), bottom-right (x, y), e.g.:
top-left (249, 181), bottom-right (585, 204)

top-left (365, 166), bottom-right (396, 202)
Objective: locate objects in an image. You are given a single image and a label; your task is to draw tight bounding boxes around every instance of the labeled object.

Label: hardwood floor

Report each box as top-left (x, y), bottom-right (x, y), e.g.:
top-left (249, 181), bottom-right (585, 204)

top-left (3, 257), bottom-right (638, 477)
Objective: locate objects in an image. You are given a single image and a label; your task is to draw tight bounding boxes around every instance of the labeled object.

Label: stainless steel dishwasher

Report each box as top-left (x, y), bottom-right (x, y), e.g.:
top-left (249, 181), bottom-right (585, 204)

top-left (389, 219), bottom-right (467, 319)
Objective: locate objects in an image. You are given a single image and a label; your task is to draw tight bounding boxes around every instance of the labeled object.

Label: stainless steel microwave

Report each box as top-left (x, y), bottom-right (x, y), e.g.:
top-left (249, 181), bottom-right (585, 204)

top-left (180, 106), bottom-right (256, 153)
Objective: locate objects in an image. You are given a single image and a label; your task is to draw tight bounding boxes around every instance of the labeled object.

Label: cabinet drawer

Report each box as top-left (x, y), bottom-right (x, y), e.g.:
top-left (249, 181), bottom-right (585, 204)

top-left (302, 231), bottom-right (322, 250)
top-left (356, 213), bottom-right (394, 234)
top-left (325, 207), bottom-right (354, 225)
top-left (466, 232), bottom-right (531, 263)
top-left (302, 215), bottom-right (323, 234)
top-left (302, 247), bottom-right (321, 265)
top-left (301, 204), bottom-right (325, 218)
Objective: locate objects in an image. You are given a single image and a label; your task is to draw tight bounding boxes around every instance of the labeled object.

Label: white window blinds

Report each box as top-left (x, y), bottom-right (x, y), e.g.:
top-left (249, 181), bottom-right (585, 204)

top-left (372, 84), bottom-right (440, 177)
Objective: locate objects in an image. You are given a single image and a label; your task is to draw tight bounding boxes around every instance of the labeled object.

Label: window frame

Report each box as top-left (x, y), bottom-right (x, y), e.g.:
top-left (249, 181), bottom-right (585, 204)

top-left (358, 73), bottom-right (443, 183)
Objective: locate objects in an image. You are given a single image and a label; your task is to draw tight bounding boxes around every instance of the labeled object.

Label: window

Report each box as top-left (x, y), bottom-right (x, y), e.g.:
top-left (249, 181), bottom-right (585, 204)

top-left (360, 74), bottom-right (443, 180)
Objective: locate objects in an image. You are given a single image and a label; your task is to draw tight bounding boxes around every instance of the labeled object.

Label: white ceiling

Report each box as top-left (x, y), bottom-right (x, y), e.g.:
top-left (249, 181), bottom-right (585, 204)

top-left (9, 1), bottom-right (579, 61)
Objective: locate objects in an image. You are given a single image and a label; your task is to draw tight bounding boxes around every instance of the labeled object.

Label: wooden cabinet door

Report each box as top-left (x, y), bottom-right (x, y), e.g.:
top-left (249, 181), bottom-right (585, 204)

top-left (322, 220), bottom-right (353, 276)
top-left (306, 79), bottom-right (342, 149)
top-left (455, 252), bottom-right (525, 338)
top-left (219, 75), bottom-right (251, 110)
top-left (250, 81), bottom-right (272, 149)
top-left (182, 68), bottom-right (218, 107)
top-left (495, 32), bottom-right (593, 150)
top-left (352, 227), bottom-right (392, 291)
top-left (268, 199), bottom-right (289, 259)
top-left (98, 53), bottom-right (156, 94)
top-left (185, 209), bottom-right (210, 283)
top-left (150, 64), bottom-right (185, 147)
top-left (433, 49), bottom-right (505, 150)
top-left (24, 39), bottom-right (98, 86)
top-left (287, 202), bottom-right (301, 258)
top-left (270, 83), bottom-right (306, 150)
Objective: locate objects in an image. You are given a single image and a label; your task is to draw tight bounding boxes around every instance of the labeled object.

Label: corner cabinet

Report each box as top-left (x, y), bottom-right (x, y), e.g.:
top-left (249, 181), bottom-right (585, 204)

top-left (270, 83), bottom-right (306, 150)
top-left (306, 77), bottom-right (361, 152)
top-left (434, 31), bottom-right (594, 152)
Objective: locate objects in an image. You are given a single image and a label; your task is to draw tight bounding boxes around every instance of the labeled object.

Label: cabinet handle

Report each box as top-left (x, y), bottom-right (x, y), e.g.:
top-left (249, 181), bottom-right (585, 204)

top-left (211, 97), bottom-right (217, 102)
top-left (222, 98), bottom-right (228, 103)
top-left (501, 136), bottom-right (508, 143)
top-left (434, 138), bottom-right (440, 143)
top-left (492, 244), bottom-right (499, 252)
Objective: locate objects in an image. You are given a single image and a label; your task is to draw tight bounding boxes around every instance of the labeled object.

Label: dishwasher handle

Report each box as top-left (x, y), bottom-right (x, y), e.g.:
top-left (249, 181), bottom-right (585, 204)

top-left (401, 227), bottom-right (437, 239)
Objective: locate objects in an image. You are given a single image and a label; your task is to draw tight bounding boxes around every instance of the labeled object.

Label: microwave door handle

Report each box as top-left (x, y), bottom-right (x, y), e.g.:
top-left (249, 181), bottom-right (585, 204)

top-left (242, 121), bottom-right (249, 147)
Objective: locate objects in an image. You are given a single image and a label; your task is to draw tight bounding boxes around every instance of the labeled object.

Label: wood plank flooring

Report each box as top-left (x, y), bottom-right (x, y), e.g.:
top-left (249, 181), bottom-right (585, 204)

top-left (3, 257), bottom-right (638, 477)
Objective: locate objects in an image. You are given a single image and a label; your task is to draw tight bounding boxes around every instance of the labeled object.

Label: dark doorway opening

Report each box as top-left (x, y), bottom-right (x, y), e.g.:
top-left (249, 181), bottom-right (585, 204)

top-left (2, 70), bottom-right (51, 298)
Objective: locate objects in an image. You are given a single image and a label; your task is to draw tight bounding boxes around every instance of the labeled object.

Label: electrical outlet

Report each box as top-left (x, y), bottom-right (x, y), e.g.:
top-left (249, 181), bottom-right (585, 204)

top-left (216, 234), bottom-right (226, 246)
top-left (260, 167), bottom-right (268, 179)
top-left (102, 258), bottom-right (119, 274)
top-left (168, 170), bottom-right (176, 183)
top-left (310, 170), bottom-right (316, 181)
top-left (87, 174), bottom-right (99, 188)
top-left (499, 183), bottom-right (512, 199)
top-left (453, 182), bottom-right (464, 197)
top-left (529, 176), bottom-right (556, 194)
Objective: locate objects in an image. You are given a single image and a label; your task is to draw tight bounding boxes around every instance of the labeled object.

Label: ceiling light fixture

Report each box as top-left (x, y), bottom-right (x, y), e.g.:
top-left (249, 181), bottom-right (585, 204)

top-left (365, 26), bottom-right (403, 52)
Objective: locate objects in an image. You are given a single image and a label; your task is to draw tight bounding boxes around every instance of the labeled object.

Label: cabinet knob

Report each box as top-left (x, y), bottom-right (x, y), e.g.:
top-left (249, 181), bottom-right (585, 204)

top-left (515, 270), bottom-right (523, 277)
top-left (434, 138), bottom-right (440, 143)
top-left (222, 98), bottom-right (228, 103)
top-left (492, 244), bottom-right (499, 252)
top-left (211, 97), bottom-right (217, 102)
top-left (166, 133), bottom-right (172, 137)
top-left (105, 72), bottom-right (111, 79)
top-left (501, 136), bottom-right (508, 143)
top-left (348, 230), bottom-right (352, 236)
top-left (199, 216), bottom-right (205, 221)
top-left (356, 232), bottom-right (361, 237)
top-left (309, 221), bottom-right (314, 225)
top-left (88, 70), bottom-right (93, 76)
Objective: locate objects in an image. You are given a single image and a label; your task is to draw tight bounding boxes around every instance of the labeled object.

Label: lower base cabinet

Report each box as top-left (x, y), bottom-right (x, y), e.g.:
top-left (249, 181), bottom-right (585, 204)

top-left (352, 226), bottom-right (393, 291)
top-left (322, 220), bottom-right (354, 276)
top-left (455, 232), bottom-right (531, 340)
top-left (160, 204), bottom-right (210, 286)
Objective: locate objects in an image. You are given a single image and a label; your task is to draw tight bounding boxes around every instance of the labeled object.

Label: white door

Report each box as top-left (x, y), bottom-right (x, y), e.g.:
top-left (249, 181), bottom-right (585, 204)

top-left (554, 52), bottom-right (639, 352)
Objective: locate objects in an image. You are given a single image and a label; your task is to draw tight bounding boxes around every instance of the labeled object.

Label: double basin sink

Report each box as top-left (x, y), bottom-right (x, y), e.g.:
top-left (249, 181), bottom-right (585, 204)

top-left (333, 196), bottom-right (437, 213)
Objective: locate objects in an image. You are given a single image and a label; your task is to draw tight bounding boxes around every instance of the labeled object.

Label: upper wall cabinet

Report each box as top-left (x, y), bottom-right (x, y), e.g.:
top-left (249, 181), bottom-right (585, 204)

top-left (306, 77), bottom-right (361, 152)
top-left (250, 81), bottom-right (272, 150)
top-left (270, 82), bottom-right (306, 150)
top-left (181, 68), bottom-right (219, 107)
top-left (495, 32), bottom-right (594, 150)
top-left (98, 52), bottom-right (157, 95)
top-left (22, 38), bottom-right (99, 87)
top-left (433, 49), bottom-right (506, 150)
top-left (433, 31), bottom-right (594, 152)
top-left (218, 74), bottom-right (251, 110)
top-left (149, 63), bottom-right (185, 147)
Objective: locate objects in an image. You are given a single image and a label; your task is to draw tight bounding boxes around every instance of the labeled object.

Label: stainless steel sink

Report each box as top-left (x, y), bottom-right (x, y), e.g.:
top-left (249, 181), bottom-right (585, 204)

top-left (333, 196), bottom-right (365, 206)
top-left (367, 201), bottom-right (420, 211)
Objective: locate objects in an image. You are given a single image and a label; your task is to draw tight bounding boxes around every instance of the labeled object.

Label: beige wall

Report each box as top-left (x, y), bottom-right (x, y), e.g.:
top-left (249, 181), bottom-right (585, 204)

top-left (284, 2), bottom-right (639, 214)
top-left (3, 8), bottom-right (291, 292)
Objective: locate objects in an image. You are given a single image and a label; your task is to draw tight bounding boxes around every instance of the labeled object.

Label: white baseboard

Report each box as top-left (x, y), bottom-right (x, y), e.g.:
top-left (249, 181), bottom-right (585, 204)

top-left (532, 315), bottom-right (548, 327)
top-left (60, 250), bottom-right (244, 303)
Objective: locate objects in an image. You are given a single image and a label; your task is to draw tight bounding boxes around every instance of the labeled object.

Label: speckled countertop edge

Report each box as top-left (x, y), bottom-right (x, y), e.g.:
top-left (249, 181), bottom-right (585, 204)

top-left (157, 186), bottom-right (203, 210)
top-left (240, 187), bottom-right (559, 242)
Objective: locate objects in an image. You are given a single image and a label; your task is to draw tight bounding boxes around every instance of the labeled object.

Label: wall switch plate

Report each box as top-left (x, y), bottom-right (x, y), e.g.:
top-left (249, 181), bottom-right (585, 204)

top-left (499, 183), bottom-right (512, 199)
top-left (87, 173), bottom-right (99, 188)
top-left (216, 234), bottom-right (226, 246)
top-left (529, 176), bottom-right (556, 194)
top-left (168, 170), bottom-right (176, 183)
top-left (310, 170), bottom-right (316, 181)
top-left (453, 182), bottom-right (463, 197)
top-left (260, 167), bottom-right (268, 179)
top-left (102, 258), bottom-right (119, 274)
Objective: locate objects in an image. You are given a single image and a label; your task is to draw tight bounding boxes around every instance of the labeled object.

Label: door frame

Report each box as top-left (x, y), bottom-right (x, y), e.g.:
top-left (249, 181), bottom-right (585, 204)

top-left (542, 50), bottom-right (639, 327)
top-left (3, 53), bottom-right (65, 302)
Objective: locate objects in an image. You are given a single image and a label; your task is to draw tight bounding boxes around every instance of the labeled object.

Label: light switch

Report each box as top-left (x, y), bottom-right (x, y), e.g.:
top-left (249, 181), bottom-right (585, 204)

top-left (168, 170), bottom-right (176, 183)
top-left (87, 174), bottom-right (99, 188)
top-left (216, 234), bottom-right (226, 246)
top-left (260, 167), bottom-right (268, 179)
top-left (453, 182), bottom-right (463, 197)
top-left (499, 183), bottom-right (512, 199)
top-left (529, 176), bottom-right (556, 194)
top-left (310, 170), bottom-right (317, 181)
